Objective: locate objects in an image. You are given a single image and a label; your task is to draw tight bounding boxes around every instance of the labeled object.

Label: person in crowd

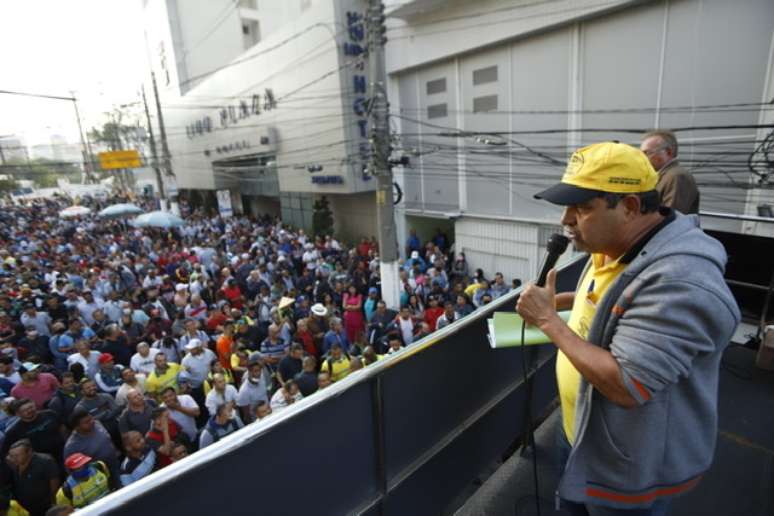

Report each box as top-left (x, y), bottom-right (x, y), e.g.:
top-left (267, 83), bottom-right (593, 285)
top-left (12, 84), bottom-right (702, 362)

top-left (66, 341), bottom-right (100, 380)
top-left (6, 438), bottom-right (60, 516)
top-left (119, 431), bottom-right (157, 487)
top-left (10, 364), bottom-right (59, 410)
top-left (204, 373), bottom-right (238, 418)
top-left (94, 353), bottom-right (123, 395)
top-left (319, 343), bottom-right (350, 383)
top-left (179, 338), bottom-right (215, 416)
top-left (342, 285), bottom-right (364, 343)
top-left (117, 389), bottom-right (156, 436)
top-left (259, 324), bottom-right (287, 370)
top-left (322, 318), bottom-right (349, 357)
top-left (55, 453), bottom-right (110, 509)
top-left (394, 307), bottom-right (416, 346)
top-left (519, 141), bottom-right (738, 514)
top-left (63, 410), bottom-right (119, 484)
top-left (454, 295), bottom-right (474, 318)
top-left (269, 379), bottom-right (303, 412)
top-left (254, 400), bottom-right (272, 422)
top-left (74, 379), bottom-right (121, 441)
top-left (129, 342), bottom-right (158, 376)
top-left (198, 403), bottom-right (244, 449)
top-left (236, 353), bottom-right (269, 424)
top-left (293, 356), bottom-right (318, 397)
top-left (115, 368), bottom-right (145, 407)
top-left (144, 353), bottom-right (181, 400)
top-left (0, 195), bottom-right (514, 502)
top-left (160, 387), bottom-right (199, 443)
top-left (2, 398), bottom-right (65, 462)
top-left (277, 343), bottom-right (303, 385)
top-left (18, 326), bottom-right (52, 365)
top-left (641, 129), bottom-right (699, 214)
top-left (435, 301), bottom-right (458, 331)
top-left (490, 272), bottom-right (510, 299)
top-left (47, 373), bottom-right (81, 427)
top-left (146, 405), bottom-right (191, 468)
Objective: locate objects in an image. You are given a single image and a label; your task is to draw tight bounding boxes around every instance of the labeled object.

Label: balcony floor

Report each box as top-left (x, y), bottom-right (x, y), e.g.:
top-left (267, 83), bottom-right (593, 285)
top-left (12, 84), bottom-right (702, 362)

top-left (455, 345), bottom-right (774, 516)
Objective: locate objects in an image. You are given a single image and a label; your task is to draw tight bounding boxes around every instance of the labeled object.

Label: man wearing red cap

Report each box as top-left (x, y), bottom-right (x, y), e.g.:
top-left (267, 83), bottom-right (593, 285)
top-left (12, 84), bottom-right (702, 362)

top-left (55, 453), bottom-right (111, 509)
top-left (94, 353), bottom-right (123, 395)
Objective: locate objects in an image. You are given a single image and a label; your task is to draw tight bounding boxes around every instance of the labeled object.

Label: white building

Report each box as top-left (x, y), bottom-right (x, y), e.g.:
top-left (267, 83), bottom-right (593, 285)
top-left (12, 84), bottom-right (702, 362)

top-left (386, 0), bottom-right (774, 283)
top-left (142, 0), bottom-right (378, 241)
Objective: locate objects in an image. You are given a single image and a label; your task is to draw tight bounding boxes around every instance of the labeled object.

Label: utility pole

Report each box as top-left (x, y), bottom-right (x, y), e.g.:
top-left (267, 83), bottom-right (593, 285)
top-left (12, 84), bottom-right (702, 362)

top-left (151, 71), bottom-right (178, 214)
top-left (367, 0), bottom-right (400, 310)
top-left (141, 85), bottom-right (165, 208)
top-left (71, 94), bottom-right (96, 184)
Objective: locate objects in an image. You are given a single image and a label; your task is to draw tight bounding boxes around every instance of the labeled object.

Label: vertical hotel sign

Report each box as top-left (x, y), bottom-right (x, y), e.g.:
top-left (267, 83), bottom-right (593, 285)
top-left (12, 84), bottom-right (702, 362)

top-left (343, 8), bottom-right (372, 181)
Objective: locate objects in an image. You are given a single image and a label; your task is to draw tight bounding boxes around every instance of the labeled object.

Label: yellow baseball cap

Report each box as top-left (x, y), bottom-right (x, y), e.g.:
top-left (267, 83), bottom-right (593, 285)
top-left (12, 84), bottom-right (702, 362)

top-left (535, 142), bottom-right (658, 205)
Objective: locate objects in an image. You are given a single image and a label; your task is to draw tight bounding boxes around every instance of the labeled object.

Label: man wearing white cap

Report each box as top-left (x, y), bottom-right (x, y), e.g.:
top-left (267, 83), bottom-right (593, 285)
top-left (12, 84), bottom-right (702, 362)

top-left (180, 338), bottom-right (216, 389)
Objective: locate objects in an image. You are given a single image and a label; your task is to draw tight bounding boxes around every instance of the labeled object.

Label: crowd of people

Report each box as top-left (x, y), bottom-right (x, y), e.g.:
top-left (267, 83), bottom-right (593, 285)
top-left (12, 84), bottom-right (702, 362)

top-left (0, 195), bottom-right (516, 514)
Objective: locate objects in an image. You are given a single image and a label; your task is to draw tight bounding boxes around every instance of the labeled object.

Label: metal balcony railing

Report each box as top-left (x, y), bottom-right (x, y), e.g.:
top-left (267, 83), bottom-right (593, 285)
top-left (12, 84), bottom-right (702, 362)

top-left (82, 256), bottom-right (588, 515)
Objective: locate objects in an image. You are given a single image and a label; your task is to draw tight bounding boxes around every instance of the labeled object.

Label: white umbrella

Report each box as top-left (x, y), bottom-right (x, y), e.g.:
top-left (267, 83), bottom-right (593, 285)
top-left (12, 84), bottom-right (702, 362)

top-left (59, 206), bottom-right (91, 218)
top-left (98, 203), bottom-right (144, 219)
top-left (132, 210), bottom-right (185, 229)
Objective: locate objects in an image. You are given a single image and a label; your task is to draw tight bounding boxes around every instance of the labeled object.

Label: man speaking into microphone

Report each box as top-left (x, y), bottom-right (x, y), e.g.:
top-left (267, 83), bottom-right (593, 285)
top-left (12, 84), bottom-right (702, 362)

top-left (517, 142), bottom-right (740, 516)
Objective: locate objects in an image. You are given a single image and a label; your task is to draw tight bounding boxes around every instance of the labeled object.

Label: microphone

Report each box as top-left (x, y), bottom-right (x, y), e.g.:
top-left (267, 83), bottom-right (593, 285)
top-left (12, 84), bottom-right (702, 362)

top-left (536, 234), bottom-right (570, 287)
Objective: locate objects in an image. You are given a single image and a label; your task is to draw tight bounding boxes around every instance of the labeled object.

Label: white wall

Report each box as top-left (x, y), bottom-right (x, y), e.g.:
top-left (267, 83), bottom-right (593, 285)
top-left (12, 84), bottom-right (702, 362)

top-left (328, 191), bottom-right (378, 244)
top-left (390, 0), bottom-right (774, 227)
top-left (144, 0), bottom-right (376, 196)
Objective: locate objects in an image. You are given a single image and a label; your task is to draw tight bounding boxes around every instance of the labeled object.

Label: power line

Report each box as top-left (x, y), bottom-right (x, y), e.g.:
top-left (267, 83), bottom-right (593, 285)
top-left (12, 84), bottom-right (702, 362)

top-left (0, 89), bottom-right (75, 101)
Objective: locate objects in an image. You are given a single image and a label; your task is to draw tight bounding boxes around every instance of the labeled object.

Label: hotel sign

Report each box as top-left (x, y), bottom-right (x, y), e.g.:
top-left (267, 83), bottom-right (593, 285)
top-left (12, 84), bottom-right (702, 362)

top-left (186, 88), bottom-right (277, 139)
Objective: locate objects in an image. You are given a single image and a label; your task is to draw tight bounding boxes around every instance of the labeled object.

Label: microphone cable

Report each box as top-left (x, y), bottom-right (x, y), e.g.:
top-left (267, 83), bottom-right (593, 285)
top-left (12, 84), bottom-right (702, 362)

top-left (519, 317), bottom-right (541, 516)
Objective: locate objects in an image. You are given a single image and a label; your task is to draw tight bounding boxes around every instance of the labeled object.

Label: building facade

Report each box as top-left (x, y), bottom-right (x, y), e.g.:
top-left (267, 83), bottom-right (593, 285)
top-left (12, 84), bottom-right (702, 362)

top-left (386, 0), bottom-right (774, 283)
top-left (142, 0), bottom-right (377, 241)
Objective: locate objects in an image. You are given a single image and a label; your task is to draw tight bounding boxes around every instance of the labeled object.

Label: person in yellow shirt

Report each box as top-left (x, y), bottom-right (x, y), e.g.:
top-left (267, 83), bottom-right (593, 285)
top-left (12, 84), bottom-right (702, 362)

top-left (203, 359), bottom-right (235, 396)
top-left (55, 454), bottom-right (110, 510)
top-left (319, 343), bottom-right (350, 382)
top-left (144, 352), bottom-right (182, 399)
top-left (0, 494), bottom-right (30, 516)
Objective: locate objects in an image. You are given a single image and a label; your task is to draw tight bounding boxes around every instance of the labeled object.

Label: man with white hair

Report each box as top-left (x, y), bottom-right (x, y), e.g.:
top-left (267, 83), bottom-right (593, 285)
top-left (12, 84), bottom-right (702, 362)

top-left (130, 342), bottom-right (159, 376)
top-left (184, 293), bottom-right (208, 323)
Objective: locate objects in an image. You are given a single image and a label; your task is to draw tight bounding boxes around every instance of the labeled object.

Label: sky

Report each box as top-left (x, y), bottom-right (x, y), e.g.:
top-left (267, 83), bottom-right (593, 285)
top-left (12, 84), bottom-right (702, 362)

top-left (0, 0), bottom-right (147, 147)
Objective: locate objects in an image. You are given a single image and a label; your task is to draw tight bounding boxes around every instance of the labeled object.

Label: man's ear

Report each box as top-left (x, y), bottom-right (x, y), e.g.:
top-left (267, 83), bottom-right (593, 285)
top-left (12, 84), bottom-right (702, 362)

top-left (621, 194), bottom-right (642, 217)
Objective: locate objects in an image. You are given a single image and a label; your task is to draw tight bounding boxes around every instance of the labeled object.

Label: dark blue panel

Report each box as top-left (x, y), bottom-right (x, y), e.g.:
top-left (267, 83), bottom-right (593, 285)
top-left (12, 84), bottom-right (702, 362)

top-left (104, 382), bottom-right (378, 516)
top-left (384, 356), bottom-right (557, 515)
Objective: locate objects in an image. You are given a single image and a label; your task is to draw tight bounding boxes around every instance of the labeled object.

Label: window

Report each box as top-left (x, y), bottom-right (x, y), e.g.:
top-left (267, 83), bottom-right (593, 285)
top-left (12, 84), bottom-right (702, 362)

top-left (427, 103), bottom-right (448, 119)
top-left (472, 95), bottom-right (498, 113)
top-left (242, 19), bottom-right (260, 49)
top-left (300, 0), bottom-right (312, 11)
top-left (239, 0), bottom-right (257, 9)
top-left (473, 65), bottom-right (498, 85)
top-left (426, 78), bottom-right (446, 95)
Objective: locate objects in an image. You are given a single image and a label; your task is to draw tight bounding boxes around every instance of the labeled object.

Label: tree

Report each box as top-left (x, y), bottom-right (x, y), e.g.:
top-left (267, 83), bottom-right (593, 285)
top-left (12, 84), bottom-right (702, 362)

top-left (0, 176), bottom-right (17, 193)
top-left (89, 109), bottom-right (147, 188)
top-left (0, 158), bottom-right (81, 188)
top-left (312, 195), bottom-right (334, 237)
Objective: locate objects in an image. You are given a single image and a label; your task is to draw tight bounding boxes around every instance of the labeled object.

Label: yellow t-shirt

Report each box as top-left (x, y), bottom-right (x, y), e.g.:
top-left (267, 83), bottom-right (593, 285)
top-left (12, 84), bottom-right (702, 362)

top-left (322, 356), bottom-right (350, 382)
top-left (464, 283), bottom-right (482, 298)
top-left (557, 253), bottom-right (627, 443)
top-left (145, 363), bottom-right (182, 396)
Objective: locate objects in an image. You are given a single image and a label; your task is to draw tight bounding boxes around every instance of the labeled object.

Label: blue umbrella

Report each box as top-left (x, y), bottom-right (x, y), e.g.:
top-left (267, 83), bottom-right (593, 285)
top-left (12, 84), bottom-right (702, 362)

top-left (98, 203), bottom-right (144, 219)
top-left (132, 210), bottom-right (185, 229)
